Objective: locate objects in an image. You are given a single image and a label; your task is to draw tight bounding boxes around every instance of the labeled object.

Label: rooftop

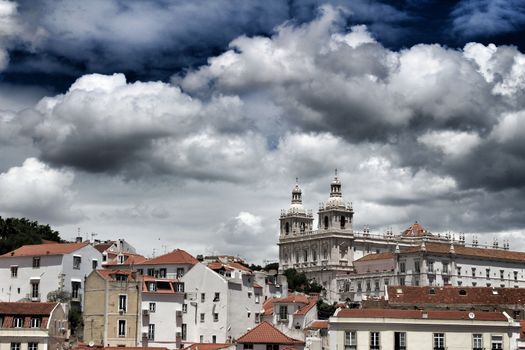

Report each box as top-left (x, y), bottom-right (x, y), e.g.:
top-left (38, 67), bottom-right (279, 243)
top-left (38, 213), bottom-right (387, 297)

top-left (335, 308), bottom-right (509, 322)
top-left (140, 249), bottom-right (199, 266)
top-left (0, 242), bottom-right (89, 258)
top-left (182, 344), bottom-right (232, 350)
top-left (0, 302), bottom-right (58, 315)
top-left (237, 321), bottom-right (305, 344)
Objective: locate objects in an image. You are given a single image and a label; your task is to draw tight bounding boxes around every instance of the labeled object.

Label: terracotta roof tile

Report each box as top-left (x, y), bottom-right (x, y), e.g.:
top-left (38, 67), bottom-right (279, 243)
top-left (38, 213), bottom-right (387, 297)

top-left (262, 298), bottom-right (274, 316)
top-left (387, 286), bottom-right (525, 306)
top-left (0, 302), bottom-right (58, 315)
top-left (94, 242), bottom-right (114, 253)
top-left (140, 249), bottom-right (199, 265)
top-left (355, 252), bottom-right (395, 262)
top-left (105, 253), bottom-right (147, 266)
top-left (305, 320), bottom-right (328, 330)
top-left (402, 222), bottom-right (428, 237)
top-left (273, 294), bottom-right (309, 305)
top-left (237, 321), bottom-right (304, 344)
top-left (336, 308), bottom-right (508, 321)
top-left (401, 242), bottom-right (525, 263)
top-left (96, 269), bottom-right (138, 281)
top-left (0, 242), bottom-right (89, 258)
top-left (183, 343), bottom-right (232, 350)
top-left (296, 295), bottom-right (318, 315)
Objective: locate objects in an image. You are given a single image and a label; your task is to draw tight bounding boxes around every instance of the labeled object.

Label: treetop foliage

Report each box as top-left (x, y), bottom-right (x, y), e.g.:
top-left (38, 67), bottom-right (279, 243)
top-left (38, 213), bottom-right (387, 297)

top-left (0, 217), bottom-right (62, 255)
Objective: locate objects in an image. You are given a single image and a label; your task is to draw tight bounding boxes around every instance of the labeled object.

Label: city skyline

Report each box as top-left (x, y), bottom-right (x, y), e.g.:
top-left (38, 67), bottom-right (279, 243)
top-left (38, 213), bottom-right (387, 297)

top-left (1, 1), bottom-right (525, 263)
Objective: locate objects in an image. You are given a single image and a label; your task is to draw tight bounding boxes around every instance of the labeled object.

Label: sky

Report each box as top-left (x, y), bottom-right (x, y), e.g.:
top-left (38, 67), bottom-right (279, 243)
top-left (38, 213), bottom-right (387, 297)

top-left (1, 0), bottom-right (525, 263)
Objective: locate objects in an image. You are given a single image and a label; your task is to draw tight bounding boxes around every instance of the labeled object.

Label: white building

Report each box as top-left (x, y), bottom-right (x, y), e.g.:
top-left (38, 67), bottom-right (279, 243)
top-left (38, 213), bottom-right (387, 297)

top-left (0, 242), bottom-right (102, 308)
top-left (141, 276), bottom-right (185, 349)
top-left (0, 302), bottom-right (68, 350)
top-left (329, 308), bottom-right (521, 350)
top-left (278, 174), bottom-right (525, 303)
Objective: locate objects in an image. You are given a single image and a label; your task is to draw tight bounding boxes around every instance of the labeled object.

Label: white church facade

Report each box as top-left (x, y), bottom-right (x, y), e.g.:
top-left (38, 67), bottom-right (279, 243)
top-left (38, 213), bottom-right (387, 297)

top-left (278, 173), bottom-right (525, 303)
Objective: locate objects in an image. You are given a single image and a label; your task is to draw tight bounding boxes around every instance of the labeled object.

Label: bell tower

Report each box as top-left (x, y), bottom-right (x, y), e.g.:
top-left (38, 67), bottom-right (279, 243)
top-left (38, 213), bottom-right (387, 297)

top-left (318, 170), bottom-right (354, 231)
top-left (280, 179), bottom-right (314, 236)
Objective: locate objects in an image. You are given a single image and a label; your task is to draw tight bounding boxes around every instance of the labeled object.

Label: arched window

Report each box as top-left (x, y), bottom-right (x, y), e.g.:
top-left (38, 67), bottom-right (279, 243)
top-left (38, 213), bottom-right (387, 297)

top-left (340, 215), bottom-right (346, 229)
top-left (323, 248), bottom-right (328, 260)
top-left (312, 250), bottom-right (317, 261)
top-left (324, 216), bottom-right (329, 229)
top-left (300, 222), bottom-right (305, 233)
top-left (285, 222), bottom-right (290, 234)
top-left (295, 251), bottom-right (300, 263)
top-left (303, 249), bottom-right (308, 262)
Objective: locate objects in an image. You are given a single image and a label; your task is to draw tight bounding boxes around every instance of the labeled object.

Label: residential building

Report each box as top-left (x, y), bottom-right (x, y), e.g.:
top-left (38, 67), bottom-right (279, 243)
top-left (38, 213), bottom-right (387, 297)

top-left (134, 249), bottom-right (199, 279)
top-left (0, 242), bottom-right (102, 308)
top-left (236, 321), bottom-right (304, 350)
top-left (263, 293), bottom-right (318, 340)
top-left (93, 239), bottom-right (138, 266)
top-left (83, 269), bottom-right (142, 347)
top-left (304, 320), bottom-right (328, 350)
top-left (141, 276), bottom-right (185, 349)
top-left (0, 302), bottom-right (68, 350)
top-left (330, 308), bottom-right (521, 350)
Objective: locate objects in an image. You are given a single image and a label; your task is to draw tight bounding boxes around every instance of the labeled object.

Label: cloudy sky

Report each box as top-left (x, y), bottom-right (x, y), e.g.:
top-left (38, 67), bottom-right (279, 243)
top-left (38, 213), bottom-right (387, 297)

top-left (1, 0), bottom-right (525, 263)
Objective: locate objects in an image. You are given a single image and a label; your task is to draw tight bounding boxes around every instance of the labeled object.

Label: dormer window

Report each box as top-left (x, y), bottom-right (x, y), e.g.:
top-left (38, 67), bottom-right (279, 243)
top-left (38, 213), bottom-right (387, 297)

top-left (115, 274), bottom-right (128, 282)
top-left (149, 282), bottom-right (157, 292)
top-left (13, 317), bottom-right (23, 328)
top-left (31, 318), bottom-right (41, 328)
top-left (117, 254), bottom-right (125, 265)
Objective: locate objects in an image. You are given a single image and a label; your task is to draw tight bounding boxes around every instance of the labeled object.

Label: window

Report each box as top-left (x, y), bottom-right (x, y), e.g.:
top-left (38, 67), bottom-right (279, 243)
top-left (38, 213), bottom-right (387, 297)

top-left (118, 320), bottom-right (126, 337)
top-left (72, 281), bottom-right (81, 299)
top-left (443, 277), bottom-right (450, 285)
top-left (73, 256), bottom-right (81, 269)
top-left (182, 304), bottom-right (187, 313)
top-left (200, 313), bottom-right (205, 323)
top-left (457, 266), bottom-right (462, 276)
top-left (370, 332), bottom-right (380, 350)
top-left (255, 313), bottom-right (260, 323)
top-left (201, 293), bottom-right (205, 302)
top-left (399, 277), bottom-right (405, 286)
top-left (31, 281), bottom-right (39, 299)
top-left (491, 335), bottom-right (503, 350)
top-left (471, 267), bottom-right (476, 277)
top-left (177, 268), bottom-right (185, 277)
top-left (374, 280), bottom-right (380, 291)
top-left (181, 324), bottom-right (187, 340)
top-left (175, 283), bottom-right (184, 292)
top-left (28, 343), bottom-right (38, 350)
top-left (200, 336), bottom-right (204, 343)
top-left (243, 345), bottom-right (253, 350)
top-left (148, 324), bottom-right (155, 340)
top-left (414, 260), bottom-right (420, 273)
top-left (428, 261), bottom-right (434, 273)
top-left (11, 343), bottom-right (20, 350)
top-left (395, 332), bottom-right (406, 350)
top-left (212, 335), bottom-right (216, 344)
top-left (117, 255), bottom-right (124, 265)
top-left (266, 345), bottom-right (278, 350)
top-left (13, 317), bottom-right (23, 328)
top-left (279, 305), bottom-right (288, 321)
top-left (313, 250), bottom-right (317, 261)
top-left (248, 292), bottom-right (252, 298)
top-left (10, 266), bottom-right (17, 278)
top-left (400, 261), bottom-right (406, 273)
top-left (303, 249), bottom-right (308, 262)
top-left (472, 334), bottom-right (483, 350)
top-left (514, 271), bottom-right (518, 281)
top-left (414, 277), bottom-right (420, 286)
top-left (214, 292), bottom-right (220, 302)
top-left (92, 260), bottom-right (98, 269)
top-left (442, 262), bottom-right (448, 274)
top-left (323, 248), bottom-right (328, 259)
top-left (32, 257), bottom-right (40, 268)
top-left (147, 268), bottom-right (155, 276)
top-left (428, 276), bottom-right (434, 285)
top-left (213, 313), bottom-right (219, 322)
top-left (247, 312), bottom-right (251, 318)
top-left (433, 333), bottom-right (445, 350)
top-left (295, 251), bottom-right (300, 263)
top-left (31, 317), bottom-right (41, 328)
top-left (500, 270), bottom-right (504, 279)
top-left (366, 281), bottom-right (371, 291)
top-left (149, 303), bottom-right (156, 312)
top-left (119, 295), bottom-right (127, 312)
top-left (159, 268), bottom-right (167, 278)
top-left (357, 282), bottom-right (362, 292)
top-left (344, 331), bottom-right (357, 350)
top-left (115, 274), bottom-right (128, 282)
top-left (148, 282), bottom-right (157, 292)
top-left (255, 294), bottom-right (260, 304)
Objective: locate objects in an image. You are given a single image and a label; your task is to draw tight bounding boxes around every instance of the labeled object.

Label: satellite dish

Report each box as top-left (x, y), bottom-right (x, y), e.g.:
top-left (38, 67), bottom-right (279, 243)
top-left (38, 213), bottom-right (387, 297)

top-left (88, 341), bottom-right (95, 347)
top-left (468, 312), bottom-right (475, 319)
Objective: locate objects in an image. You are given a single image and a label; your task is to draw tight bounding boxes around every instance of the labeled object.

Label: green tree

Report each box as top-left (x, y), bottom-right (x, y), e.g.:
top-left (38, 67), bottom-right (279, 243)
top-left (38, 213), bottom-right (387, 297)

top-left (283, 268), bottom-right (323, 293)
top-left (47, 289), bottom-right (71, 303)
top-left (0, 217), bottom-right (62, 255)
top-left (317, 299), bottom-right (337, 319)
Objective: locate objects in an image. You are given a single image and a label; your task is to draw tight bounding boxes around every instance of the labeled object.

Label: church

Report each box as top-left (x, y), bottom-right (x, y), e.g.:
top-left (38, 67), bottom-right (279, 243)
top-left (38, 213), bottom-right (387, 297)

top-left (278, 173), bottom-right (525, 303)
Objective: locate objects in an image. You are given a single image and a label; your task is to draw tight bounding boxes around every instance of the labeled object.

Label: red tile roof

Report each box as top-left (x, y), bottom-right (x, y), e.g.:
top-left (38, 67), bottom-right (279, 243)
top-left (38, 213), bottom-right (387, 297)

top-left (140, 249), bottom-right (199, 265)
top-left (355, 252), bottom-right (395, 262)
top-left (296, 295), bottom-right (318, 316)
top-left (94, 242), bottom-right (114, 253)
top-left (0, 302), bottom-right (58, 315)
top-left (183, 343), bottom-right (232, 350)
top-left (387, 286), bottom-right (525, 306)
top-left (105, 253), bottom-right (147, 266)
top-left (95, 269), bottom-right (138, 281)
top-left (0, 242), bottom-right (89, 257)
top-left (402, 222), bottom-right (428, 237)
top-left (262, 298), bottom-right (274, 316)
top-left (273, 294), bottom-right (309, 305)
top-left (306, 320), bottom-right (328, 330)
top-left (336, 308), bottom-right (508, 321)
top-left (237, 321), bottom-right (305, 344)
top-left (401, 242), bottom-right (525, 263)
top-left (520, 320), bottom-right (525, 340)
top-left (75, 346), bottom-right (168, 350)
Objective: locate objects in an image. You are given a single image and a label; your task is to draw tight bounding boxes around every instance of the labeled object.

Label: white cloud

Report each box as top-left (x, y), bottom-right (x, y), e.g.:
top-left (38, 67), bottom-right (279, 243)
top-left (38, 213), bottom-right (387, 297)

top-left (418, 130), bottom-right (482, 157)
top-left (0, 0), bottom-right (20, 71)
top-left (0, 158), bottom-right (81, 222)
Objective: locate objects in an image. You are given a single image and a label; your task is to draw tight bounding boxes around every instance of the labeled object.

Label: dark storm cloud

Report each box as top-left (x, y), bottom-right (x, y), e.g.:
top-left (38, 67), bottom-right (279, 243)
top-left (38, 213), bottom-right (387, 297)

top-left (3, 0), bottom-right (525, 92)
